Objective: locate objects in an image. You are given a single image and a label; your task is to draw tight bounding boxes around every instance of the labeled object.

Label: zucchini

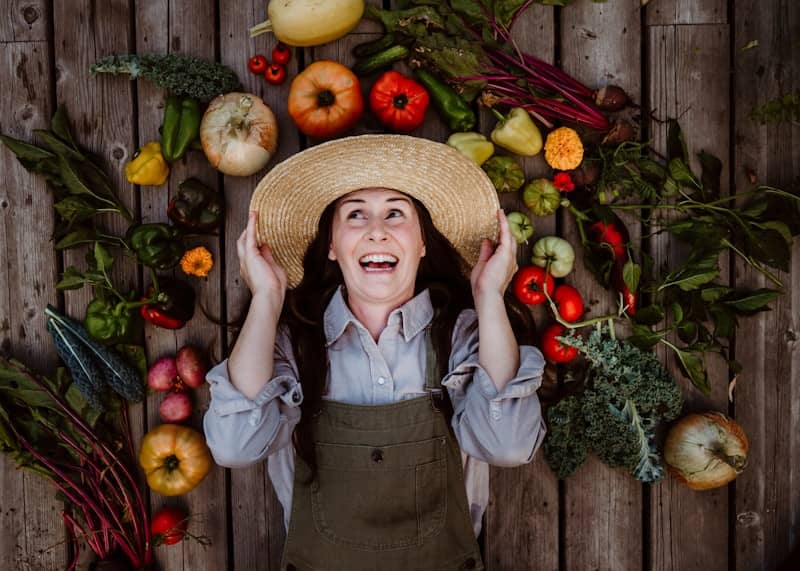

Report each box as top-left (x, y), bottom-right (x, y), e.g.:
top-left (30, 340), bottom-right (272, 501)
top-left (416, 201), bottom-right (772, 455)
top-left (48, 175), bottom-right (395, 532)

top-left (352, 45), bottom-right (410, 76)
top-left (352, 34), bottom-right (397, 59)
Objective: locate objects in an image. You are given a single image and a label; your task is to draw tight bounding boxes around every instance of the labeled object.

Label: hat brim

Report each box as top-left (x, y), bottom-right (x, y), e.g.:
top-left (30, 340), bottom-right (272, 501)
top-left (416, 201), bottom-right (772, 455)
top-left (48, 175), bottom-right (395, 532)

top-left (249, 134), bottom-right (500, 289)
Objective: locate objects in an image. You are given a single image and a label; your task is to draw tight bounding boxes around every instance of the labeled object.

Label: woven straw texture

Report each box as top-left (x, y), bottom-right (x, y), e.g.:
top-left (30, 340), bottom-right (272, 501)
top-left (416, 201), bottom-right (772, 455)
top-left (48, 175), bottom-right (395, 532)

top-left (249, 135), bottom-right (500, 288)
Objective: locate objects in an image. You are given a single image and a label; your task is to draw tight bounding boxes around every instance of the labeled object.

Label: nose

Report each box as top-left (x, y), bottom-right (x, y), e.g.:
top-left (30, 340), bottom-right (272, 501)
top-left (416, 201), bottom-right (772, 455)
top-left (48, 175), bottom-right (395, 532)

top-left (365, 219), bottom-right (388, 241)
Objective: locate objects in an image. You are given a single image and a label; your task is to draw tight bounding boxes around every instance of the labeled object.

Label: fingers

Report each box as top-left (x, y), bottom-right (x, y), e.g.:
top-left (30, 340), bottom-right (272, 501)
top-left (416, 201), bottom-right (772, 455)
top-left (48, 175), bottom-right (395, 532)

top-left (246, 210), bottom-right (258, 252)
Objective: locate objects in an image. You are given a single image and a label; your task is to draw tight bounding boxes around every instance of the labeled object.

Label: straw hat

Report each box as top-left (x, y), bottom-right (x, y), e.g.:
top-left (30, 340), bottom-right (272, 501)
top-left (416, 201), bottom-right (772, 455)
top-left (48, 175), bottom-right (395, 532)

top-left (249, 134), bottom-right (500, 288)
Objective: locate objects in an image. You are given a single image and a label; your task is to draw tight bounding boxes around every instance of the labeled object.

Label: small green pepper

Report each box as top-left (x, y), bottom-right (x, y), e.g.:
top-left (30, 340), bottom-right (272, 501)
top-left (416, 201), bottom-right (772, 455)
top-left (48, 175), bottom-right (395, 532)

top-left (167, 178), bottom-right (224, 231)
top-left (413, 69), bottom-right (476, 132)
top-left (84, 295), bottom-right (145, 345)
top-left (127, 223), bottom-right (184, 270)
top-left (446, 132), bottom-right (494, 165)
top-left (161, 96), bottom-right (201, 162)
top-left (491, 107), bottom-right (543, 156)
top-left (482, 156), bottom-right (526, 192)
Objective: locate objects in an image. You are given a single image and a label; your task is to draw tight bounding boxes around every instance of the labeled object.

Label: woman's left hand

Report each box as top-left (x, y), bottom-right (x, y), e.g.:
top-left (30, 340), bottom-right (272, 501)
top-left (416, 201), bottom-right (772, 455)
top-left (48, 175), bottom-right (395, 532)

top-left (470, 209), bottom-right (518, 303)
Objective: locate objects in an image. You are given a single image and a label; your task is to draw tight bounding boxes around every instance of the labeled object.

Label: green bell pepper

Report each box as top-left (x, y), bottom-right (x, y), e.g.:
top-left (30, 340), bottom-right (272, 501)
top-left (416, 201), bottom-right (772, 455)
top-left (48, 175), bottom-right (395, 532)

top-left (84, 295), bottom-right (145, 345)
top-left (161, 96), bottom-right (201, 162)
top-left (490, 107), bottom-right (543, 156)
top-left (127, 223), bottom-right (184, 270)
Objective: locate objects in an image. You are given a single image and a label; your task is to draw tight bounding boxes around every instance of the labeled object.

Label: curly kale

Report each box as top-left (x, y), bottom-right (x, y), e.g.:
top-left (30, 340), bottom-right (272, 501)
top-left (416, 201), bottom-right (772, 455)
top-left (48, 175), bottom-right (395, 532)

top-left (90, 53), bottom-right (241, 102)
top-left (543, 326), bottom-right (683, 483)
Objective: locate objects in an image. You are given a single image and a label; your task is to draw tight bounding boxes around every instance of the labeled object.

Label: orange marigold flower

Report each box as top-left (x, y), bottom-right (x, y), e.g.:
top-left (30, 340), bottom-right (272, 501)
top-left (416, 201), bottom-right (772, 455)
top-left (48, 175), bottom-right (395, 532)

top-left (180, 246), bottom-right (214, 277)
top-left (544, 127), bottom-right (584, 171)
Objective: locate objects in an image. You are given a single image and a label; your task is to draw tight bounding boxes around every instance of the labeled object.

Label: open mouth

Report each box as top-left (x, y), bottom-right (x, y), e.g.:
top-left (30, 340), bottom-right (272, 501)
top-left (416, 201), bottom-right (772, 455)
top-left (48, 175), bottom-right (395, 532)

top-left (359, 253), bottom-right (398, 272)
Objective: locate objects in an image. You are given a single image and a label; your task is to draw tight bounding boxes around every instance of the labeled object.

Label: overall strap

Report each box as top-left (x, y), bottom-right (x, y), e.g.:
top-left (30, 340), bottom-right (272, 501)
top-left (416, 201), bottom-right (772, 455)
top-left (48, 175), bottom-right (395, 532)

top-left (424, 323), bottom-right (455, 423)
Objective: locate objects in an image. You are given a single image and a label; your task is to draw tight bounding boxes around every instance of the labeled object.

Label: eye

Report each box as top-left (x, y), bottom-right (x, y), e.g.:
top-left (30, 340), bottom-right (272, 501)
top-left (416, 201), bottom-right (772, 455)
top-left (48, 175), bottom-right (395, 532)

top-left (386, 209), bottom-right (404, 219)
top-left (347, 209), bottom-right (365, 220)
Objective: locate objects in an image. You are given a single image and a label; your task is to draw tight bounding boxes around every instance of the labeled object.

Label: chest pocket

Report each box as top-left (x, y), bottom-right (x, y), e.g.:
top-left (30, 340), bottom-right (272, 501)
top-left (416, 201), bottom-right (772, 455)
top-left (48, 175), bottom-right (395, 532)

top-left (310, 436), bottom-right (448, 551)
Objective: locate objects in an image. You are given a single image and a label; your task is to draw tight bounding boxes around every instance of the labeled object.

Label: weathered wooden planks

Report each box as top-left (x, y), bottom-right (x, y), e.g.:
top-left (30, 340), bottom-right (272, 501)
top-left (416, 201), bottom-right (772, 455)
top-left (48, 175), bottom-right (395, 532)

top-left (560, 1), bottom-right (644, 569)
top-left (0, 34), bottom-right (64, 571)
top-left (647, 21), bottom-right (732, 571)
top-left (733, 1), bottom-right (800, 570)
top-left (484, 5), bottom-right (559, 571)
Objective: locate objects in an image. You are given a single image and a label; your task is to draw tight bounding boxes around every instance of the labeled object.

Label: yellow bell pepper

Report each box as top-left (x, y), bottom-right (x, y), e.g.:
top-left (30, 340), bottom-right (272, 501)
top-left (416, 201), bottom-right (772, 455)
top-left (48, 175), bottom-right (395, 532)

top-left (490, 107), bottom-right (543, 157)
top-left (446, 132), bottom-right (495, 165)
top-left (125, 141), bottom-right (169, 186)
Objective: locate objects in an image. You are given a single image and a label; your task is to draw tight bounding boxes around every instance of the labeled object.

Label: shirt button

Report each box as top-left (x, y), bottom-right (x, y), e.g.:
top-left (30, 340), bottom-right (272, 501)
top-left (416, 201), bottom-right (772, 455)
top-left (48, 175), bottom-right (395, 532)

top-left (377, 377), bottom-right (386, 385)
top-left (492, 411), bottom-right (501, 420)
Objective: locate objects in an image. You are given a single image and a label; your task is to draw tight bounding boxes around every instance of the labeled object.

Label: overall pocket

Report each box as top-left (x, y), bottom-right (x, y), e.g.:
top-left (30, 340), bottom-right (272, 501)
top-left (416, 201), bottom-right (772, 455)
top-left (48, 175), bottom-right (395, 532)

top-left (310, 437), bottom-right (447, 550)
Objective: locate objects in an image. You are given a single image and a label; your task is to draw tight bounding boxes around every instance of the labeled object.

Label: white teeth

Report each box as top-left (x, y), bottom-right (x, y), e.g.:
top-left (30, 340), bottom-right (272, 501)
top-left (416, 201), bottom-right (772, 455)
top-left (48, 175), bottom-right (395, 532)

top-left (359, 254), bottom-right (398, 264)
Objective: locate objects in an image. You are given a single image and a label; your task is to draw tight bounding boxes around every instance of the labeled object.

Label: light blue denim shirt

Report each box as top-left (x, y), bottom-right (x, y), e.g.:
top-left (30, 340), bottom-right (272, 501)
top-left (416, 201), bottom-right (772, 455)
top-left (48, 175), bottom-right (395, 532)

top-left (203, 287), bottom-right (547, 535)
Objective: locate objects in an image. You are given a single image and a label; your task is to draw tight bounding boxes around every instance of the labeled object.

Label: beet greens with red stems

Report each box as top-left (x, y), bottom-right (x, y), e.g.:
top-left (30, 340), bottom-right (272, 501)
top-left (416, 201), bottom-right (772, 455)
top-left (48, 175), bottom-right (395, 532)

top-left (363, 0), bottom-right (611, 131)
top-left (0, 357), bottom-right (152, 569)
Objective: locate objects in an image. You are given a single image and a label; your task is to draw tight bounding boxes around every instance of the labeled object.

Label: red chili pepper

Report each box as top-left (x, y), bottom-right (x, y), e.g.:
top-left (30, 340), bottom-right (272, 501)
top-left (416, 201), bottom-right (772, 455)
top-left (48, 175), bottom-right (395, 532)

top-left (512, 266), bottom-right (555, 306)
top-left (589, 219), bottom-right (637, 315)
top-left (265, 63), bottom-right (287, 85)
top-left (248, 54), bottom-right (268, 75)
top-left (271, 43), bottom-right (291, 65)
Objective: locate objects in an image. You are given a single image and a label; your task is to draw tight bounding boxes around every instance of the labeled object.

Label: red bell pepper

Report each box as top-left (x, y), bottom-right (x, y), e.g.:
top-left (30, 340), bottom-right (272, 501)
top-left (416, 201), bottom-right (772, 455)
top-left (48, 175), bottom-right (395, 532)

top-left (369, 70), bottom-right (430, 133)
top-left (140, 278), bottom-right (196, 329)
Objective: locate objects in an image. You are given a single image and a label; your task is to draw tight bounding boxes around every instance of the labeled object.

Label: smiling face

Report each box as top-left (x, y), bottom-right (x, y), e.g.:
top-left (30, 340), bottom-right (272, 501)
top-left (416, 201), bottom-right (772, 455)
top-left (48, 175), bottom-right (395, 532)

top-left (328, 188), bottom-right (426, 308)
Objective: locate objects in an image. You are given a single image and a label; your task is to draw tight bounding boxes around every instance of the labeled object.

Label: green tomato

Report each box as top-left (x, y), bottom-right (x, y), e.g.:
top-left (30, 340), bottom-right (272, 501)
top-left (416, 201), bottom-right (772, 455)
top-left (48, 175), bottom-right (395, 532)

top-left (531, 235), bottom-right (575, 278)
top-left (506, 211), bottom-right (534, 244)
top-left (522, 178), bottom-right (561, 217)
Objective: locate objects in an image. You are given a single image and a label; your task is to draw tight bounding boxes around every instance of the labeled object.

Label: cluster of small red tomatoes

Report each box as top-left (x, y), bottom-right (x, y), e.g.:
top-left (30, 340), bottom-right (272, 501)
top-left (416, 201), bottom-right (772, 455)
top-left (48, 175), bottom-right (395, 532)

top-left (247, 43), bottom-right (292, 85)
top-left (513, 268), bottom-right (584, 364)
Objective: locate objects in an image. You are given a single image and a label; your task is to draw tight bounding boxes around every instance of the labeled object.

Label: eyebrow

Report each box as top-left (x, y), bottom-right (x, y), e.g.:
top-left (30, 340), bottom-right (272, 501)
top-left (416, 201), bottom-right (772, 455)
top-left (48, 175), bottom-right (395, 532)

top-left (339, 196), bottom-right (412, 206)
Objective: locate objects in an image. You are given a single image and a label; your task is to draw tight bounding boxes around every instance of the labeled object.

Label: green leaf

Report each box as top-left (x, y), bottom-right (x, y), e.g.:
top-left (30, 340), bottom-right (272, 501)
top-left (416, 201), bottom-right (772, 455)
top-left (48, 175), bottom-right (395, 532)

top-left (701, 285), bottom-right (733, 303)
top-left (677, 320), bottom-right (698, 344)
top-left (55, 227), bottom-right (99, 250)
top-left (56, 267), bottom-right (86, 290)
top-left (673, 348), bottom-right (710, 394)
top-left (721, 288), bottom-right (779, 313)
top-left (660, 266), bottom-right (720, 292)
top-left (668, 158), bottom-right (698, 187)
top-left (623, 260), bottom-right (641, 293)
top-left (746, 228), bottom-right (791, 271)
top-left (662, 176), bottom-right (680, 196)
top-left (709, 306), bottom-right (736, 338)
top-left (50, 106), bottom-right (77, 149)
top-left (671, 302), bottom-right (683, 324)
top-left (33, 129), bottom-right (86, 162)
top-left (57, 154), bottom-right (97, 198)
top-left (757, 220), bottom-right (793, 244)
top-left (93, 242), bottom-right (114, 273)
top-left (628, 324), bottom-right (662, 350)
top-left (0, 134), bottom-right (56, 162)
top-left (634, 304), bottom-right (665, 326)
top-left (698, 151), bottom-right (722, 200)
top-left (667, 120), bottom-right (688, 163)
top-left (53, 196), bottom-right (98, 227)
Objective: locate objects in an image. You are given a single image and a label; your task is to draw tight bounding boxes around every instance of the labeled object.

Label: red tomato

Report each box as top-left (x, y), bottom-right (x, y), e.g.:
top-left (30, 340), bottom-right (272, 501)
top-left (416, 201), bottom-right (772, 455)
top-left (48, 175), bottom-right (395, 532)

top-left (368, 71), bottom-right (430, 132)
top-left (151, 506), bottom-right (189, 546)
top-left (271, 42), bottom-right (291, 65)
top-left (541, 324), bottom-right (578, 363)
top-left (247, 54), bottom-right (268, 75)
top-left (512, 266), bottom-right (555, 306)
top-left (265, 63), bottom-right (287, 85)
top-left (552, 284), bottom-right (584, 322)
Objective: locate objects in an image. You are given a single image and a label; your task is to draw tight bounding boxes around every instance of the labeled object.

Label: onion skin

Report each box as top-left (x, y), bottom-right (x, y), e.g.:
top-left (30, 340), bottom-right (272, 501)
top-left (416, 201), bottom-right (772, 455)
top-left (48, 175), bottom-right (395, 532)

top-left (200, 92), bottom-right (279, 176)
top-left (664, 411), bottom-right (749, 491)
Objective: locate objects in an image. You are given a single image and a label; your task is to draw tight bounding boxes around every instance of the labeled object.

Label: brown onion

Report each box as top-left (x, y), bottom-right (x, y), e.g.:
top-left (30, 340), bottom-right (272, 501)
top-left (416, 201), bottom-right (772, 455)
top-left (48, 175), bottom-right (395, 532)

top-left (200, 92), bottom-right (279, 176)
top-left (664, 411), bottom-right (749, 491)
top-left (594, 85), bottom-right (629, 111)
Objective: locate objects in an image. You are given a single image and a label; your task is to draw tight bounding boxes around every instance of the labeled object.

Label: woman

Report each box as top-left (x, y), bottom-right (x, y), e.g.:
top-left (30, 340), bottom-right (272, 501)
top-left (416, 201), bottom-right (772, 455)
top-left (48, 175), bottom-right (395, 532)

top-left (203, 135), bottom-right (546, 570)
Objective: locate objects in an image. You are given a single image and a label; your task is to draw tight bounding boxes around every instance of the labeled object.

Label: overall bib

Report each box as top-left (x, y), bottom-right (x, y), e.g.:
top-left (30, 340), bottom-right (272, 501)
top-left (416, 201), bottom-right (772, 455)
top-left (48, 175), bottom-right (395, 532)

top-left (281, 331), bottom-right (484, 571)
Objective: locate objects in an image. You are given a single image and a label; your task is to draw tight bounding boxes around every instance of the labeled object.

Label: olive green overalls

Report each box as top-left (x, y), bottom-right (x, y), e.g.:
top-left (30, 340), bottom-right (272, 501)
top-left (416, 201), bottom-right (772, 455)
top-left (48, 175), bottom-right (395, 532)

top-left (280, 331), bottom-right (484, 571)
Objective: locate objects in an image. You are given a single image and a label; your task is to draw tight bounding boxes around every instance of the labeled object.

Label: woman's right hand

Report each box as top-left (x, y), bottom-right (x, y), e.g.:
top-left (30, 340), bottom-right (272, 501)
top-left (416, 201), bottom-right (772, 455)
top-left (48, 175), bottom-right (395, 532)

top-left (237, 211), bottom-right (288, 312)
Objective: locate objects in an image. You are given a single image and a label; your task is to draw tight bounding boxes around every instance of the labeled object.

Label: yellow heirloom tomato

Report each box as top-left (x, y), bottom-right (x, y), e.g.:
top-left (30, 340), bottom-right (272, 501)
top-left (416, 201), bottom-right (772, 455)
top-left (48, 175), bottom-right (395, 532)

top-left (138, 424), bottom-right (212, 496)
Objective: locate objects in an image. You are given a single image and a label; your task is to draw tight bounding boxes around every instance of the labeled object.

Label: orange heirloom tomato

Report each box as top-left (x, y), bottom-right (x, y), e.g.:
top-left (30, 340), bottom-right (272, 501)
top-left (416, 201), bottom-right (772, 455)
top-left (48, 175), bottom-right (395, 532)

top-left (138, 424), bottom-right (212, 496)
top-left (287, 60), bottom-right (364, 139)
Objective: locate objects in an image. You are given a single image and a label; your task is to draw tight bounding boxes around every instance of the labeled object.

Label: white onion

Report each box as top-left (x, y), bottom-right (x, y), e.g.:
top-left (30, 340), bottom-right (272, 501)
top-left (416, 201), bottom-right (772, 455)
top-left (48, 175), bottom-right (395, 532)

top-left (200, 92), bottom-right (278, 176)
top-left (664, 411), bottom-right (749, 491)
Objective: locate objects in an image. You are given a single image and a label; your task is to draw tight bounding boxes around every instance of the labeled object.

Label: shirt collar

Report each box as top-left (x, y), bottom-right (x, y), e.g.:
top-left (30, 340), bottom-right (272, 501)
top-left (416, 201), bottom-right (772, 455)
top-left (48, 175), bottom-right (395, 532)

top-left (324, 286), bottom-right (434, 345)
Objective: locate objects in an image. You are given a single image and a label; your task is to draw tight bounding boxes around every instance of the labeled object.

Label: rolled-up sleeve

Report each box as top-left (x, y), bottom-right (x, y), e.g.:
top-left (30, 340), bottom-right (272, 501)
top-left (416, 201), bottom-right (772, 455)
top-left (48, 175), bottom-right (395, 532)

top-left (442, 310), bottom-right (547, 467)
top-left (203, 326), bottom-right (302, 468)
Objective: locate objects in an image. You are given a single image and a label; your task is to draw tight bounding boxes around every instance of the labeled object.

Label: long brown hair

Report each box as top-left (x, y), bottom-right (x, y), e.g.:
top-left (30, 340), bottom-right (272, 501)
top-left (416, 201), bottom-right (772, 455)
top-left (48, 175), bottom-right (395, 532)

top-left (281, 195), bottom-right (535, 480)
